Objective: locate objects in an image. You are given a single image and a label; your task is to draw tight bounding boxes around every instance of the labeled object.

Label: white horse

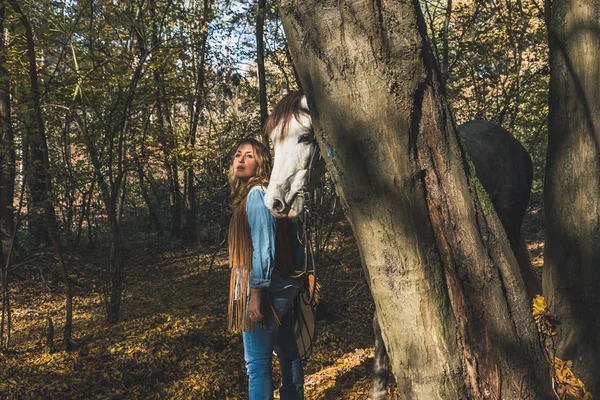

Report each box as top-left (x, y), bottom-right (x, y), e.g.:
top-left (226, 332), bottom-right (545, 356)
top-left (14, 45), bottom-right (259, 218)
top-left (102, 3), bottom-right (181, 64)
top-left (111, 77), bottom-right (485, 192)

top-left (264, 90), bottom-right (540, 398)
top-left (263, 91), bottom-right (326, 218)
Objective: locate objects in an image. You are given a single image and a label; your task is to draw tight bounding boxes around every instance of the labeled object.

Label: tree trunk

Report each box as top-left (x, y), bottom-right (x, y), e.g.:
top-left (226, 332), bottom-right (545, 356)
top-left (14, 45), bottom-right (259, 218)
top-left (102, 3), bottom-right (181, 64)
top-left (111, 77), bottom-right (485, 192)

top-left (74, 177), bottom-right (95, 249)
top-left (138, 169), bottom-right (163, 234)
top-left (441, 0), bottom-right (452, 80)
top-left (0, 3), bottom-right (15, 269)
top-left (61, 116), bottom-right (75, 243)
top-left (257, 0), bottom-right (269, 146)
top-left (0, 3), bottom-right (15, 351)
top-left (74, 90), bottom-right (125, 323)
top-left (182, 0), bottom-right (211, 243)
top-left (116, 173), bottom-right (127, 225)
top-left (278, 1), bottom-right (553, 397)
top-left (9, 0), bottom-right (74, 350)
top-left (107, 202), bottom-right (122, 324)
top-left (155, 89), bottom-right (182, 237)
top-left (150, 0), bottom-right (182, 238)
top-left (11, 0), bottom-right (48, 249)
top-left (544, 0), bottom-right (600, 393)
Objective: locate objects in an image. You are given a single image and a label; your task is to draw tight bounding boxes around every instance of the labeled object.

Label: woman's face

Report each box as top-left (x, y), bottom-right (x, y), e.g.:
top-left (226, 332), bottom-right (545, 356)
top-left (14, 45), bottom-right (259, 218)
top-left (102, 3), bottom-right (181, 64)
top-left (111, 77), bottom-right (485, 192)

top-left (233, 143), bottom-right (258, 181)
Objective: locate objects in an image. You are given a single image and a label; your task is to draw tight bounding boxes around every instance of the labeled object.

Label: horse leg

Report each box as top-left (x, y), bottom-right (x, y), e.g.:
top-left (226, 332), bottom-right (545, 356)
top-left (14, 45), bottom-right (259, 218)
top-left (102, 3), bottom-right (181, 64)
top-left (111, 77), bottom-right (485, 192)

top-left (369, 311), bottom-right (389, 400)
top-left (513, 228), bottom-right (542, 301)
top-left (492, 195), bottom-right (540, 301)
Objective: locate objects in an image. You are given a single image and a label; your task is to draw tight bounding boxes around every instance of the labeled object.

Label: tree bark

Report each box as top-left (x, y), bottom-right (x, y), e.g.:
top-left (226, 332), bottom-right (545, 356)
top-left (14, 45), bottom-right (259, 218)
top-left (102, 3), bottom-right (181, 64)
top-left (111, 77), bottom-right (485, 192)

top-left (0, 2), bottom-right (16, 352)
top-left (278, 1), bottom-right (553, 397)
top-left (544, 0), bottom-right (600, 393)
top-left (257, 0), bottom-right (269, 146)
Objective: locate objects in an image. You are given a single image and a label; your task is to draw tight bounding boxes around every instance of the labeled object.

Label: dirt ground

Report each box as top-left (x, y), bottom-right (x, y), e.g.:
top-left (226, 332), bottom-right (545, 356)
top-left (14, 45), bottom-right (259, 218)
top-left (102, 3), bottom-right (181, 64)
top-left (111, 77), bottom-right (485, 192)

top-left (0, 199), bottom-right (546, 399)
top-left (0, 229), bottom-right (392, 399)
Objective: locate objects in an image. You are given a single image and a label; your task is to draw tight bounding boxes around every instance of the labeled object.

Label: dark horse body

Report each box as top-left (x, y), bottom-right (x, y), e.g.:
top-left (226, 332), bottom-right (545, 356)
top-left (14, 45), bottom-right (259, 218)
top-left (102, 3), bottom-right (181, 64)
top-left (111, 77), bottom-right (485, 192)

top-left (460, 120), bottom-right (532, 248)
top-left (459, 120), bottom-right (539, 299)
top-left (263, 92), bottom-right (540, 399)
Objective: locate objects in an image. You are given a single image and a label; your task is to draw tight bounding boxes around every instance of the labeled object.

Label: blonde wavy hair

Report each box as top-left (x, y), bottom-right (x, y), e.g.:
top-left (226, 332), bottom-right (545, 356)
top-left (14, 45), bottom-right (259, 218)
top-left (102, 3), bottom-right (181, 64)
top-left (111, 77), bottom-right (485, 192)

top-left (229, 138), bottom-right (272, 208)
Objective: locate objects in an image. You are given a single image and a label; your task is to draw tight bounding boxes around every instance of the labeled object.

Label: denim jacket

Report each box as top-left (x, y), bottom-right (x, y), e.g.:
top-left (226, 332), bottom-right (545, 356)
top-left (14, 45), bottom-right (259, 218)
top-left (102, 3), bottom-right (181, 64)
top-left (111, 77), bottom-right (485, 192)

top-left (246, 186), bottom-right (304, 292)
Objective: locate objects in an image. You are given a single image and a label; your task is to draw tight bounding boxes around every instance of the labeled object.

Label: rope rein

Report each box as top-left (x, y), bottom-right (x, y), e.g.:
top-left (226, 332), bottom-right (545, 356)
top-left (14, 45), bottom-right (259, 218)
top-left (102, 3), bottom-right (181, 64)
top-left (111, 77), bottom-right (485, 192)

top-left (294, 143), bottom-right (321, 361)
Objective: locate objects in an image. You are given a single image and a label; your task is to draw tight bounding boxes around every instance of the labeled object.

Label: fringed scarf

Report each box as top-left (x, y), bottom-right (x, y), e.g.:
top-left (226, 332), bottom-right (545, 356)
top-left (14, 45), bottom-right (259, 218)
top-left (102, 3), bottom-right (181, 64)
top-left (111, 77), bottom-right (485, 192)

top-left (227, 186), bottom-right (299, 332)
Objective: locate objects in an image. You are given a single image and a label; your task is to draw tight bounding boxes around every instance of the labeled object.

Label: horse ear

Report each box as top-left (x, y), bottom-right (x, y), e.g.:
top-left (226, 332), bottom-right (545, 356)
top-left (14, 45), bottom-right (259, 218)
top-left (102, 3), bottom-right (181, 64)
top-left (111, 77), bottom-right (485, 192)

top-left (300, 95), bottom-right (309, 111)
top-left (280, 82), bottom-right (289, 98)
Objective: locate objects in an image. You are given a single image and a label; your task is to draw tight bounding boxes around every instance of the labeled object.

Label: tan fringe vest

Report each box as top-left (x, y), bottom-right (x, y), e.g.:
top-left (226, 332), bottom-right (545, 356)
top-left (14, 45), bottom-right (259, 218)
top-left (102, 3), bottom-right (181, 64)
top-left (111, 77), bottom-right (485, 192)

top-left (227, 186), bottom-right (299, 332)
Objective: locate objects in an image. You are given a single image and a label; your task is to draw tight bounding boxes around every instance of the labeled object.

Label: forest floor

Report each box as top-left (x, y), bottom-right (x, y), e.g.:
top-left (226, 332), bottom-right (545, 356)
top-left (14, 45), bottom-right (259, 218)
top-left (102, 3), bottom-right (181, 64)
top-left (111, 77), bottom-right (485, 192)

top-left (0, 201), bottom-right (545, 400)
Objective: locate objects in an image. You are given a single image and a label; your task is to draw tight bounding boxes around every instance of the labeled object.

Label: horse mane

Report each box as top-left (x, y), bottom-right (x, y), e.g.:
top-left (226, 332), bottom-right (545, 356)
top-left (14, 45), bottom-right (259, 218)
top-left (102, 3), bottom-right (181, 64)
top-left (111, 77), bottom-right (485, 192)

top-left (264, 91), bottom-right (309, 144)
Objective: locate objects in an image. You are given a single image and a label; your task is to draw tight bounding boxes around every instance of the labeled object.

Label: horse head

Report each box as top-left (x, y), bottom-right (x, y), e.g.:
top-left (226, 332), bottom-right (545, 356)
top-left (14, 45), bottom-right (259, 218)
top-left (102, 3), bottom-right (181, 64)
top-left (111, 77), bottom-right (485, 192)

top-left (264, 91), bottom-right (326, 218)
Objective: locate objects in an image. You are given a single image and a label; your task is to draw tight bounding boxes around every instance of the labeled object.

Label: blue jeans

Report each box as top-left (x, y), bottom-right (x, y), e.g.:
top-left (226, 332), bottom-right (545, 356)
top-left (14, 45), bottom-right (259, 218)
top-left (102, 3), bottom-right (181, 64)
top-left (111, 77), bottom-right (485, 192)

top-left (242, 287), bottom-right (304, 400)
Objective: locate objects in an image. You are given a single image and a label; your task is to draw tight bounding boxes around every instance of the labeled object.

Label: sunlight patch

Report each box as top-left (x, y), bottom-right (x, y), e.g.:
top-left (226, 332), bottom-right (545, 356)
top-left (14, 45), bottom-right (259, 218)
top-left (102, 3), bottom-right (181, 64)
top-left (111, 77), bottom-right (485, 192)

top-left (299, 347), bottom-right (374, 399)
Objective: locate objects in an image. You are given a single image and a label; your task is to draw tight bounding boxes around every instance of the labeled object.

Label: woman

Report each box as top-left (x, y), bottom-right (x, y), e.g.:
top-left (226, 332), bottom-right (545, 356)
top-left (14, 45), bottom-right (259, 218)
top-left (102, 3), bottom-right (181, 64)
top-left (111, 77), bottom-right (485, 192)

top-left (227, 137), bottom-right (304, 400)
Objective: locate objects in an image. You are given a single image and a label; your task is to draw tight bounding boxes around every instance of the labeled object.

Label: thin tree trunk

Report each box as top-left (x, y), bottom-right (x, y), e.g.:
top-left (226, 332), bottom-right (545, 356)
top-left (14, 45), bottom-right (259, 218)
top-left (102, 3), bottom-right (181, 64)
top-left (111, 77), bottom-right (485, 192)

top-left (182, 0), bottom-right (211, 243)
top-left (107, 202), bottom-right (122, 323)
top-left (137, 104), bottom-right (164, 235)
top-left (61, 115), bottom-right (74, 242)
top-left (150, 0), bottom-right (181, 237)
top-left (0, 3), bottom-right (15, 266)
top-left (441, 0), bottom-right (452, 80)
top-left (139, 169), bottom-right (163, 234)
top-left (86, 203), bottom-right (93, 246)
top-left (1, 181), bottom-right (27, 352)
top-left (10, 0), bottom-right (47, 248)
top-left (0, 3), bottom-right (16, 351)
top-left (74, 177), bottom-right (95, 250)
top-left (257, 0), bottom-right (269, 146)
top-left (544, 0), bottom-right (600, 393)
top-left (278, 1), bottom-right (553, 397)
top-left (8, 0), bottom-right (74, 351)
top-left (76, 7), bottom-right (146, 322)
top-left (156, 93), bottom-right (181, 237)
top-left (116, 173), bottom-right (127, 225)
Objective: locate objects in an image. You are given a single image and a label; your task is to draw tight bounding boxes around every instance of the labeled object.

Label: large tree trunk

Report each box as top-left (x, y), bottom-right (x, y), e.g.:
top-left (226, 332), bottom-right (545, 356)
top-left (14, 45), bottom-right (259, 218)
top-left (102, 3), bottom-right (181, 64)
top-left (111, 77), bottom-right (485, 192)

top-left (544, 0), bottom-right (600, 393)
top-left (278, 1), bottom-right (553, 397)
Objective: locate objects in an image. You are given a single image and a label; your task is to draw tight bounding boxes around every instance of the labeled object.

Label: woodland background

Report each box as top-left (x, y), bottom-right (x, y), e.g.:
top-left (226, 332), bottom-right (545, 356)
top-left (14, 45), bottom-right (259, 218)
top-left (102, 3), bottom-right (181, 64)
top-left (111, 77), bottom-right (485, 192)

top-left (0, 0), bottom-right (553, 398)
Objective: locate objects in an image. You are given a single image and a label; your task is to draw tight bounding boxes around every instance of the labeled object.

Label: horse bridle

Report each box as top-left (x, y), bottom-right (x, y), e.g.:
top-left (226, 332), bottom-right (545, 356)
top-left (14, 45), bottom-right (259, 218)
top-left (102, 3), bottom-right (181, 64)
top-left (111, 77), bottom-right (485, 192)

top-left (298, 141), bottom-right (321, 306)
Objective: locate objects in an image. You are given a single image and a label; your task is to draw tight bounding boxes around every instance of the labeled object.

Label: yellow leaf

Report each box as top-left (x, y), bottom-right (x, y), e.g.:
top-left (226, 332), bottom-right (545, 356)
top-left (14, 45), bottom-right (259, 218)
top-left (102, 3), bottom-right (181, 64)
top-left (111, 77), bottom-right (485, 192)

top-left (532, 295), bottom-right (547, 318)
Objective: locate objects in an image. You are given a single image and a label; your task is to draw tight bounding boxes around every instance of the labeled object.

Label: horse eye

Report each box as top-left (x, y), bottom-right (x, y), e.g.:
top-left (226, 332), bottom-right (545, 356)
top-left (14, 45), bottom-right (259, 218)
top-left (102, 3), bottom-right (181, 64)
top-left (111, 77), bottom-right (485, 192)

top-left (298, 134), bottom-right (311, 144)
